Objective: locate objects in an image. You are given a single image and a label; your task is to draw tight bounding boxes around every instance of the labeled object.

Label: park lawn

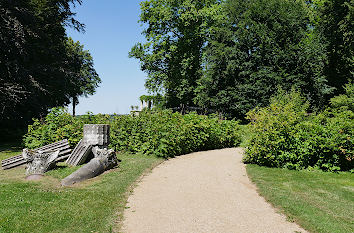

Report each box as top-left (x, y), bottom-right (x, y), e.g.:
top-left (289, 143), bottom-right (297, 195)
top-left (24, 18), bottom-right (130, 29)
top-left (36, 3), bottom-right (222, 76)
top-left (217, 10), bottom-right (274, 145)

top-left (0, 146), bottom-right (163, 232)
top-left (0, 142), bottom-right (22, 161)
top-left (247, 165), bottom-right (354, 233)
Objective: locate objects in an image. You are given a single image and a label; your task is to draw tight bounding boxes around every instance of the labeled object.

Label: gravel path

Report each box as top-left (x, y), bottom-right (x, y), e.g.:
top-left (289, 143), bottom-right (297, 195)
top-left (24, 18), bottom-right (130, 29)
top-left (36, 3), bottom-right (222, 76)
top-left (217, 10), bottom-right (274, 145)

top-left (122, 148), bottom-right (306, 233)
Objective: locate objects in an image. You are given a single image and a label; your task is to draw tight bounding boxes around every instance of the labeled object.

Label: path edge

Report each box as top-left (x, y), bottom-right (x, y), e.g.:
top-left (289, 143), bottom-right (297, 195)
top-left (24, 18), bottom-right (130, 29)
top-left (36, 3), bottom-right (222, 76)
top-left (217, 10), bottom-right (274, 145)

top-left (244, 155), bottom-right (309, 233)
top-left (113, 156), bottom-right (166, 233)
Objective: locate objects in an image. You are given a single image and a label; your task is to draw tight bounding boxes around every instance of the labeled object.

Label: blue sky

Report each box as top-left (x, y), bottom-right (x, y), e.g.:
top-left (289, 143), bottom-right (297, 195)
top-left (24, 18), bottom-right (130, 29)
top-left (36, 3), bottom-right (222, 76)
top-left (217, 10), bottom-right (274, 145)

top-left (66, 0), bottom-right (147, 115)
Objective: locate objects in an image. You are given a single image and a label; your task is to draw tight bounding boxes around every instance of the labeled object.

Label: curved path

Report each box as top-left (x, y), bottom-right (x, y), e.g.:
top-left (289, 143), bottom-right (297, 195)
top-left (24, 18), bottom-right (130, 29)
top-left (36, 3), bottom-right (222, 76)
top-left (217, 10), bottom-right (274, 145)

top-left (122, 148), bottom-right (306, 233)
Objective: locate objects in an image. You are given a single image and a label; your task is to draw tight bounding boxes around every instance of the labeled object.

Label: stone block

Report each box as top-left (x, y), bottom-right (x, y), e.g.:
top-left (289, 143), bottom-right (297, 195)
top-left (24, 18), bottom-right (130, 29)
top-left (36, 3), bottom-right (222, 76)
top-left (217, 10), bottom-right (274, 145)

top-left (65, 139), bottom-right (93, 166)
top-left (83, 124), bottom-right (110, 146)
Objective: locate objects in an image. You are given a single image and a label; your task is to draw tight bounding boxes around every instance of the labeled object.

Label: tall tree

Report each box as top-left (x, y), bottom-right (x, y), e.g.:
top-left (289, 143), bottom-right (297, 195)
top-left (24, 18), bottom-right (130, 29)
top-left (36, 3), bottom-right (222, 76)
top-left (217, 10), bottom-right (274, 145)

top-left (314, 0), bottom-right (354, 95)
top-left (130, 0), bottom-right (222, 109)
top-left (66, 38), bottom-right (101, 116)
top-left (195, 0), bottom-right (331, 119)
top-left (0, 0), bottom-right (91, 130)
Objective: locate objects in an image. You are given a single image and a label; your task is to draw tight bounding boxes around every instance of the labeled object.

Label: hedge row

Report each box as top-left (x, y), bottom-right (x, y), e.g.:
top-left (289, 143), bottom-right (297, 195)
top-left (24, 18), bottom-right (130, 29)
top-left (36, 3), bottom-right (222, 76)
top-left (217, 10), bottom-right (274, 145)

top-left (24, 109), bottom-right (241, 158)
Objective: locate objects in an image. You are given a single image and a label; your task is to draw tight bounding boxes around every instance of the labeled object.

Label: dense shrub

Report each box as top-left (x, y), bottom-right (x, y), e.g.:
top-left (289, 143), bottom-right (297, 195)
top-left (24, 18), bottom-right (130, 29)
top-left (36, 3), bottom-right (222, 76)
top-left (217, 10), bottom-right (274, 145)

top-left (24, 109), bottom-right (241, 158)
top-left (23, 108), bottom-right (110, 148)
top-left (243, 86), bottom-right (353, 172)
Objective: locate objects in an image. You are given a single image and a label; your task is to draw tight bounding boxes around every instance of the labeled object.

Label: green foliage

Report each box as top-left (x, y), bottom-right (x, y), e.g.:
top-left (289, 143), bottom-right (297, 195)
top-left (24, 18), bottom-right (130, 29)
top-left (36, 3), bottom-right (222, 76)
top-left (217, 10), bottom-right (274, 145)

top-left (24, 108), bottom-right (241, 158)
top-left (66, 37), bottom-right (101, 115)
top-left (132, 0), bottom-right (354, 120)
top-left (0, 0), bottom-right (95, 130)
top-left (24, 107), bottom-right (109, 148)
top-left (196, 0), bottom-right (331, 119)
top-left (130, 0), bottom-right (222, 109)
top-left (330, 82), bottom-right (354, 111)
top-left (244, 88), bottom-right (353, 171)
top-left (314, 0), bottom-right (354, 94)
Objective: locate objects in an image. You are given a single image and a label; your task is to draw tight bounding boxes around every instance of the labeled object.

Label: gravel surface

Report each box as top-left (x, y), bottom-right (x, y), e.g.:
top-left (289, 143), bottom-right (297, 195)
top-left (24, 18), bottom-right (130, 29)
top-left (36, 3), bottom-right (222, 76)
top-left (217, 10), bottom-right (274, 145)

top-left (122, 148), bottom-right (306, 233)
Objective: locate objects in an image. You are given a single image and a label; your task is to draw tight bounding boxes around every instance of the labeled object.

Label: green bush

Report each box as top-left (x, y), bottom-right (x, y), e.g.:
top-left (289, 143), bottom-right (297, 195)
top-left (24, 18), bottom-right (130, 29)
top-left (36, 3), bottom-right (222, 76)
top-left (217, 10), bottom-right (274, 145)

top-left (24, 108), bottom-right (110, 148)
top-left (243, 87), bottom-right (353, 171)
top-left (24, 109), bottom-right (241, 158)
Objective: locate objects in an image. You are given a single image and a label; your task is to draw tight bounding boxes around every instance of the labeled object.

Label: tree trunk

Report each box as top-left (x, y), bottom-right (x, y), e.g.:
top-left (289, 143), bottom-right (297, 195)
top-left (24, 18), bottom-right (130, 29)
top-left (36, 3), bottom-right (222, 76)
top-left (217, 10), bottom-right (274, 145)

top-left (72, 96), bottom-right (77, 116)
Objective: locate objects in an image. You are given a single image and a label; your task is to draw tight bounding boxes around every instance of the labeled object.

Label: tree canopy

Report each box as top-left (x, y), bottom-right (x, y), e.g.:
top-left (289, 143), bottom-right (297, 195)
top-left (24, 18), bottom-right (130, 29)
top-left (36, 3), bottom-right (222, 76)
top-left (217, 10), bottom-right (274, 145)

top-left (0, 0), bottom-right (99, 131)
top-left (132, 0), bottom-right (352, 119)
top-left (129, 0), bottom-right (222, 109)
top-left (195, 0), bottom-right (331, 118)
top-left (314, 0), bottom-right (354, 95)
top-left (66, 37), bottom-right (101, 116)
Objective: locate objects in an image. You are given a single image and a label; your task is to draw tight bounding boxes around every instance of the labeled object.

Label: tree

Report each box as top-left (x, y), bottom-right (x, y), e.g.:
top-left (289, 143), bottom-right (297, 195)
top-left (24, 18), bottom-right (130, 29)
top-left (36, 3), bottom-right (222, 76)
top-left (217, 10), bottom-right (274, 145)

top-left (314, 0), bottom-right (354, 95)
top-left (0, 0), bottom-right (89, 131)
top-left (195, 0), bottom-right (331, 119)
top-left (130, 0), bottom-right (222, 109)
top-left (66, 38), bottom-right (101, 116)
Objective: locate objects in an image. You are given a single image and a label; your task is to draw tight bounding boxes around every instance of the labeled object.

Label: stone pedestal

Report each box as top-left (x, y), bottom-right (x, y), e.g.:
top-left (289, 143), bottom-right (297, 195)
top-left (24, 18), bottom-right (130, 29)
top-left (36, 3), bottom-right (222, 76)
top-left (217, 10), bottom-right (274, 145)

top-left (66, 124), bottom-right (111, 166)
top-left (83, 124), bottom-right (110, 146)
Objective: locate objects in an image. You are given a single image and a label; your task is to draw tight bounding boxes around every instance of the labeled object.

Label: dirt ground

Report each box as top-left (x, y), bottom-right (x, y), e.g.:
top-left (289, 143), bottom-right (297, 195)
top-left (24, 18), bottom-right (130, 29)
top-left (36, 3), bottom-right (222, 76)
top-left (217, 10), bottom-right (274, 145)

top-left (122, 148), bottom-right (306, 233)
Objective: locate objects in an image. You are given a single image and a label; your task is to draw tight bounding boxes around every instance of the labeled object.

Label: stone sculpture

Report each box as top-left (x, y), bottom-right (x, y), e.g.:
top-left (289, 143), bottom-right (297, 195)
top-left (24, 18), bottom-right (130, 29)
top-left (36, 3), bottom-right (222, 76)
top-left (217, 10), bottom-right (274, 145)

top-left (1, 139), bottom-right (71, 170)
top-left (61, 147), bottom-right (119, 186)
top-left (1, 124), bottom-right (119, 185)
top-left (24, 149), bottom-right (60, 175)
top-left (66, 124), bottom-right (110, 166)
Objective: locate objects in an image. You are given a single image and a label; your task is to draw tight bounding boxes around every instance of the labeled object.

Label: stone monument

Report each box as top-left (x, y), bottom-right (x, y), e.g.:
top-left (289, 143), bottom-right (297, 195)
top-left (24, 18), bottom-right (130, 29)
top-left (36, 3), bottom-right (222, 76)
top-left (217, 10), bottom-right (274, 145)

top-left (1, 139), bottom-right (71, 170)
top-left (62, 124), bottom-right (119, 186)
top-left (23, 149), bottom-right (59, 176)
top-left (66, 124), bottom-right (110, 166)
top-left (61, 147), bottom-right (119, 186)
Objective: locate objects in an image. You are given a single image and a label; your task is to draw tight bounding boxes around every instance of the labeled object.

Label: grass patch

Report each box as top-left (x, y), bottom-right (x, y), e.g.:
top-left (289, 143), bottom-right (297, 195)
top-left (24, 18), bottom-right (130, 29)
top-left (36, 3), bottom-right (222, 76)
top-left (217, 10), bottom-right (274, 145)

top-left (239, 124), bottom-right (251, 148)
top-left (45, 163), bottom-right (82, 180)
top-left (247, 165), bottom-right (354, 233)
top-left (0, 142), bottom-right (22, 161)
top-left (0, 145), bottom-right (163, 232)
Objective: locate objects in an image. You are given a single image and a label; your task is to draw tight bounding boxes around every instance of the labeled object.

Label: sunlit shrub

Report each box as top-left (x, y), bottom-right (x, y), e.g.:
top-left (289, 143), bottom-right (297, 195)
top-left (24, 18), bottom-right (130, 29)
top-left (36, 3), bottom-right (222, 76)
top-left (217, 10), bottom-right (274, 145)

top-left (244, 87), bottom-right (353, 171)
top-left (24, 109), bottom-right (241, 158)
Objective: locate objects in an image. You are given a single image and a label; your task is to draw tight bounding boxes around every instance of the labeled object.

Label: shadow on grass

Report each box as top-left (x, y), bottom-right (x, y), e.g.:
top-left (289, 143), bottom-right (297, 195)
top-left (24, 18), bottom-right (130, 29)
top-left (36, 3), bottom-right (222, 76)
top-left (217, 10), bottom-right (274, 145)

top-left (0, 142), bottom-right (22, 152)
top-left (0, 141), bottom-right (23, 161)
